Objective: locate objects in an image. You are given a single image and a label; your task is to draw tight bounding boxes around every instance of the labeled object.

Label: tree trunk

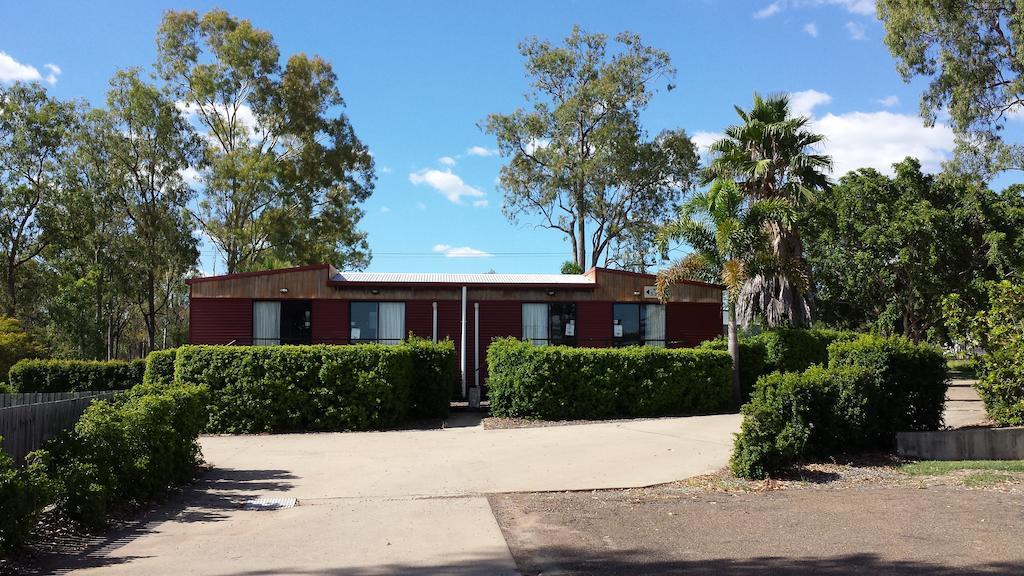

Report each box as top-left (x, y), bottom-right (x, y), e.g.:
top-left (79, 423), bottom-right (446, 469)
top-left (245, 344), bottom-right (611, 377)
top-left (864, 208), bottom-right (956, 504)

top-left (728, 300), bottom-right (741, 406)
top-left (146, 268), bottom-right (156, 351)
top-left (4, 255), bottom-right (16, 318)
top-left (737, 224), bottom-right (814, 328)
top-left (576, 214), bottom-right (586, 268)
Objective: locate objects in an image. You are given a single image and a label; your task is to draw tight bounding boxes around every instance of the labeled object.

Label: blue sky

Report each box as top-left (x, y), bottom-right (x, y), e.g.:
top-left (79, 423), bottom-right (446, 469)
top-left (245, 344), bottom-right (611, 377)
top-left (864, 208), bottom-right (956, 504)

top-left (1, 0), bottom-right (1008, 274)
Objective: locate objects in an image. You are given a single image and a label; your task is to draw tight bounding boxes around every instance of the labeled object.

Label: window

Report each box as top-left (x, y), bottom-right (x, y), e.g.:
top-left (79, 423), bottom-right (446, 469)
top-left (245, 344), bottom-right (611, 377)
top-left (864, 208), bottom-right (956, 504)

top-left (521, 303), bottom-right (577, 346)
top-left (253, 300), bottom-right (312, 345)
top-left (613, 303), bottom-right (665, 347)
top-left (350, 301), bottom-right (405, 344)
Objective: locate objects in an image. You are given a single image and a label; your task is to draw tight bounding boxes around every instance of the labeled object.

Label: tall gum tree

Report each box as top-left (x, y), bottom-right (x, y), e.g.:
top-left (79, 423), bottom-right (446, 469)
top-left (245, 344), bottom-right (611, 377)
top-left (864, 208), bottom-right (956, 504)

top-left (484, 27), bottom-right (699, 270)
top-left (156, 9), bottom-right (375, 273)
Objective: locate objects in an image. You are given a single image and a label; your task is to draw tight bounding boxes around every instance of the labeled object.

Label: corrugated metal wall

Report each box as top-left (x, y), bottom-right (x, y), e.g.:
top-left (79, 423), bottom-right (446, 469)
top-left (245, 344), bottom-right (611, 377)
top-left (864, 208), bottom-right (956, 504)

top-left (312, 299), bottom-right (347, 344)
top-left (189, 298), bottom-right (253, 345)
top-left (576, 301), bottom-right (614, 347)
top-left (667, 302), bottom-right (724, 347)
top-left (471, 300), bottom-right (522, 386)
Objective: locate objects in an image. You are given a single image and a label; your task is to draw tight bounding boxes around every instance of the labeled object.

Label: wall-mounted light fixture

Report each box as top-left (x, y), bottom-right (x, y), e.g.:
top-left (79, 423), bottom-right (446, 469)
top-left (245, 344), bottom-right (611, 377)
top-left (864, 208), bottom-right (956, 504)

top-left (633, 290), bottom-right (641, 296)
top-left (546, 289), bottom-right (555, 296)
top-left (371, 289), bottom-right (380, 295)
top-left (279, 288), bottom-right (289, 294)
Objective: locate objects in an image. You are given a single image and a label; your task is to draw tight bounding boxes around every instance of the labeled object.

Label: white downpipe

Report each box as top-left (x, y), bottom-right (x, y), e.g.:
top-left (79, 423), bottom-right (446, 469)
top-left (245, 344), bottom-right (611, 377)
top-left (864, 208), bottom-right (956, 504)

top-left (431, 301), bottom-right (438, 343)
top-left (474, 302), bottom-right (480, 388)
top-left (460, 286), bottom-right (467, 398)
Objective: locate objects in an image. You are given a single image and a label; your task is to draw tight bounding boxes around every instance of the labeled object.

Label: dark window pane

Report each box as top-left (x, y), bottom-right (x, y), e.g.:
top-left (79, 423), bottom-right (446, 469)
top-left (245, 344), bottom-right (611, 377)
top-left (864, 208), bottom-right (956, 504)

top-left (549, 303), bottom-right (577, 347)
top-left (281, 300), bottom-right (312, 344)
top-left (613, 303), bottom-right (641, 347)
top-left (350, 302), bottom-right (378, 343)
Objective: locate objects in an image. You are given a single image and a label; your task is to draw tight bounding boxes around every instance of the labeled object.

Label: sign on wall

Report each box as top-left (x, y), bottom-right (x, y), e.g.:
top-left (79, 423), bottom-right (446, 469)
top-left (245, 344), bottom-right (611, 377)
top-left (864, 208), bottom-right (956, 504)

top-left (643, 286), bottom-right (658, 299)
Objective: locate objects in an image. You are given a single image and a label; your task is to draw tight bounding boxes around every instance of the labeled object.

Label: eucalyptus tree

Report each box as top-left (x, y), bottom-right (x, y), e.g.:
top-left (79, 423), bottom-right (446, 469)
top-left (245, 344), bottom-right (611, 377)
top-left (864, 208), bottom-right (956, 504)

top-left (155, 9), bottom-right (375, 273)
top-left (704, 94), bottom-right (832, 327)
top-left (879, 0), bottom-right (1024, 175)
top-left (656, 179), bottom-right (795, 402)
top-left (102, 69), bottom-right (200, 350)
top-left (484, 26), bottom-right (699, 269)
top-left (0, 82), bottom-right (77, 317)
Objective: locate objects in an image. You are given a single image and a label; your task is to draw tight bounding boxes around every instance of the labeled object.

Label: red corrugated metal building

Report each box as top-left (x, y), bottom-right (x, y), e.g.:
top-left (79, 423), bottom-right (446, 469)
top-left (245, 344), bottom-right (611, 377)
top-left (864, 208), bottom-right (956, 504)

top-left (186, 264), bottom-right (725, 398)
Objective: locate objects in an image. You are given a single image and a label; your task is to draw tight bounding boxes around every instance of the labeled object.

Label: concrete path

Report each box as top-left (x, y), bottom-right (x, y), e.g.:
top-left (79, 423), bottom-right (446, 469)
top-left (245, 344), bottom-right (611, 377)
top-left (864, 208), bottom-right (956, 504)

top-left (944, 378), bottom-right (989, 429)
top-left (63, 413), bottom-right (741, 575)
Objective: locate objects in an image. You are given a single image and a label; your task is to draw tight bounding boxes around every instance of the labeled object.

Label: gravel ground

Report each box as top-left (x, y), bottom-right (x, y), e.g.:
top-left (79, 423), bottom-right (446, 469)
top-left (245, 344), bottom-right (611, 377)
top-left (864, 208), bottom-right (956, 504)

top-left (490, 459), bottom-right (1024, 576)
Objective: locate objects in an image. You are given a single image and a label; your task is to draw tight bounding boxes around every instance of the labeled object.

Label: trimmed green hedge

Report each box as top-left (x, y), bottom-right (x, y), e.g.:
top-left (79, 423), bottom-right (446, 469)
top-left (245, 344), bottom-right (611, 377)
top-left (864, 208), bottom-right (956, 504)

top-left (730, 335), bottom-right (948, 479)
top-left (487, 338), bottom-right (732, 420)
top-left (174, 342), bottom-right (454, 433)
top-left (143, 348), bottom-right (178, 387)
top-left (27, 383), bottom-right (208, 528)
top-left (0, 440), bottom-right (48, 552)
top-left (697, 338), bottom-right (768, 401)
top-left (9, 359), bottom-right (146, 393)
top-left (405, 337), bottom-right (456, 419)
top-left (749, 328), bottom-right (858, 374)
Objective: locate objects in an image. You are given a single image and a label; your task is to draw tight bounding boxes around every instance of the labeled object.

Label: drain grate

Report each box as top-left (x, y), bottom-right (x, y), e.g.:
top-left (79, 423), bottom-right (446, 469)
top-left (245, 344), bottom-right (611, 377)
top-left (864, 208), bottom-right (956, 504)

top-left (243, 496), bottom-right (298, 511)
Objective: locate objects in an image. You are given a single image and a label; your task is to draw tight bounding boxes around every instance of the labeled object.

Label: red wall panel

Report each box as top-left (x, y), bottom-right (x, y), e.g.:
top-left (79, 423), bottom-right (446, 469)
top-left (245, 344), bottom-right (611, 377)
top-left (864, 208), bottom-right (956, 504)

top-left (405, 300), bottom-right (434, 340)
top-left (189, 298), bottom-right (253, 345)
top-left (576, 301), bottom-right (613, 348)
top-left (471, 300), bottom-right (522, 386)
top-left (312, 299), bottom-right (347, 344)
top-left (667, 302), bottom-right (724, 347)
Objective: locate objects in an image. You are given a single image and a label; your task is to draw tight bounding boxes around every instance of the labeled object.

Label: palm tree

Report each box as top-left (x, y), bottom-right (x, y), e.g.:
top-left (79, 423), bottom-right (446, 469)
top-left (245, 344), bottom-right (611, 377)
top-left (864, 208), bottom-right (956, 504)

top-left (704, 93), bottom-right (832, 327)
top-left (656, 179), bottom-right (794, 404)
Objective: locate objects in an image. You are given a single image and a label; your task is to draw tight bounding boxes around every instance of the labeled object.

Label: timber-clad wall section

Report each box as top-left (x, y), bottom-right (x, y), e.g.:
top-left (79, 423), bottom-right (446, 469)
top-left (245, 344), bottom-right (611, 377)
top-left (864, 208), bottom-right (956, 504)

top-left (0, 391), bottom-right (119, 465)
top-left (188, 266), bottom-right (722, 304)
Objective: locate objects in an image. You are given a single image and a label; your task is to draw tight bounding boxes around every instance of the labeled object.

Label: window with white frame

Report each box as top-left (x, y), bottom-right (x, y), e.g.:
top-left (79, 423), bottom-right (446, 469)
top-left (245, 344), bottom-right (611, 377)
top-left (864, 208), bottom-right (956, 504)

top-left (252, 300), bottom-right (313, 346)
top-left (350, 301), bottom-right (405, 344)
top-left (521, 303), bottom-right (576, 346)
top-left (612, 303), bottom-right (666, 347)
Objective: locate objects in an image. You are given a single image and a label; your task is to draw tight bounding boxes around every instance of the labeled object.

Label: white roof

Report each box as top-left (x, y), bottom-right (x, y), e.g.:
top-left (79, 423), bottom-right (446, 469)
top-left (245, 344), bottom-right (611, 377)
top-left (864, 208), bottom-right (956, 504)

top-left (331, 272), bottom-right (595, 285)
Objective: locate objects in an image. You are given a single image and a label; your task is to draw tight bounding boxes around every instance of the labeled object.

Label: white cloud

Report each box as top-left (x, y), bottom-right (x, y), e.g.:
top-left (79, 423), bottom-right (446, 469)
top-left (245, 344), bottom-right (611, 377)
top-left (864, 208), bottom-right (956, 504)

top-left (432, 244), bottom-right (493, 258)
top-left (465, 146), bottom-right (497, 157)
top-left (845, 21), bottom-right (866, 40)
top-left (0, 52), bottom-right (44, 83)
top-left (753, 1), bottom-right (782, 18)
top-left (691, 131), bottom-right (723, 152)
top-left (380, 206), bottom-right (391, 213)
top-left (439, 156), bottom-right (456, 166)
top-left (409, 168), bottom-right (487, 204)
top-left (877, 95), bottom-right (899, 107)
top-left (472, 199), bottom-right (489, 208)
top-left (178, 166), bottom-right (202, 185)
top-left (379, 165), bottom-right (393, 174)
top-left (814, 110), bottom-right (955, 176)
top-left (789, 89), bottom-right (832, 117)
top-left (177, 101), bottom-right (260, 141)
top-left (43, 63), bottom-right (61, 85)
top-left (416, 201), bottom-right (427, 211)
top-left (803, 22), bottom-right (819, 37)
top-left (818, 0), bottom-right (875, 15)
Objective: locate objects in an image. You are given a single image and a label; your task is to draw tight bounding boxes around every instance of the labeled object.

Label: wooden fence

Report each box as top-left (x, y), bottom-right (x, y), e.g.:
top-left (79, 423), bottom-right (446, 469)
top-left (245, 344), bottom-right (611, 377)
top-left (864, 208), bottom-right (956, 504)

top-left (0, 391), bottom-right (119, 465)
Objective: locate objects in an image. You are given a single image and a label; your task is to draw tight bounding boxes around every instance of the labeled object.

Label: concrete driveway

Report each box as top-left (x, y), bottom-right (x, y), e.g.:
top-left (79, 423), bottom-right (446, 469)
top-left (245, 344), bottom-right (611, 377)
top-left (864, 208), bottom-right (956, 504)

top-left (60, 413), bottom-right (740, 576)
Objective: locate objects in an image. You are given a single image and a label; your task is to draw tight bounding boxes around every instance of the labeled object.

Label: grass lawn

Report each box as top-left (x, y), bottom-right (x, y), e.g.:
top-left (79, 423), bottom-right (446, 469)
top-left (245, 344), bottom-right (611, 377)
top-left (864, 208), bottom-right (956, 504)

top-left (901, 460), bottom-right (1024, 476)
top-left (946, 358), bottom-right (978, 379)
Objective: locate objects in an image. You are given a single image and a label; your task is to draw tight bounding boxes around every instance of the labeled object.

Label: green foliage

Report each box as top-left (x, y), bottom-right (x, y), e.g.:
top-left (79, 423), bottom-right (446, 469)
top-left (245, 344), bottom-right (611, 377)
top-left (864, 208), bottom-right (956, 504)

top-left (803, 158), bottom-right (1024, 340)
top-left (404, 336), bottom-right (455, 419)
top-left (487, 338), bottom-right (732, 420)
top-left (0, 441), bottom-right (49, 552)
top-left (9, 359), bottom-right (145, 392)
top-left (901, 460), bottom-right (1024, 476)
top-left (174, 343), bottom-right (453, 433)
top-left (0, 316), bottom-right (46, 383)
top-left (143, 348), bottom-right (178, 387)
top-left (560, 261), bottom-right (583, 275)
top-left (730, 335), bottom-right (949, 479)
top-left (947, 281), bottom-right (1024, 425)
top-left (28, 383), bottom-right (208, 527)
top-left (484, 26), bottom-right (698, 269)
